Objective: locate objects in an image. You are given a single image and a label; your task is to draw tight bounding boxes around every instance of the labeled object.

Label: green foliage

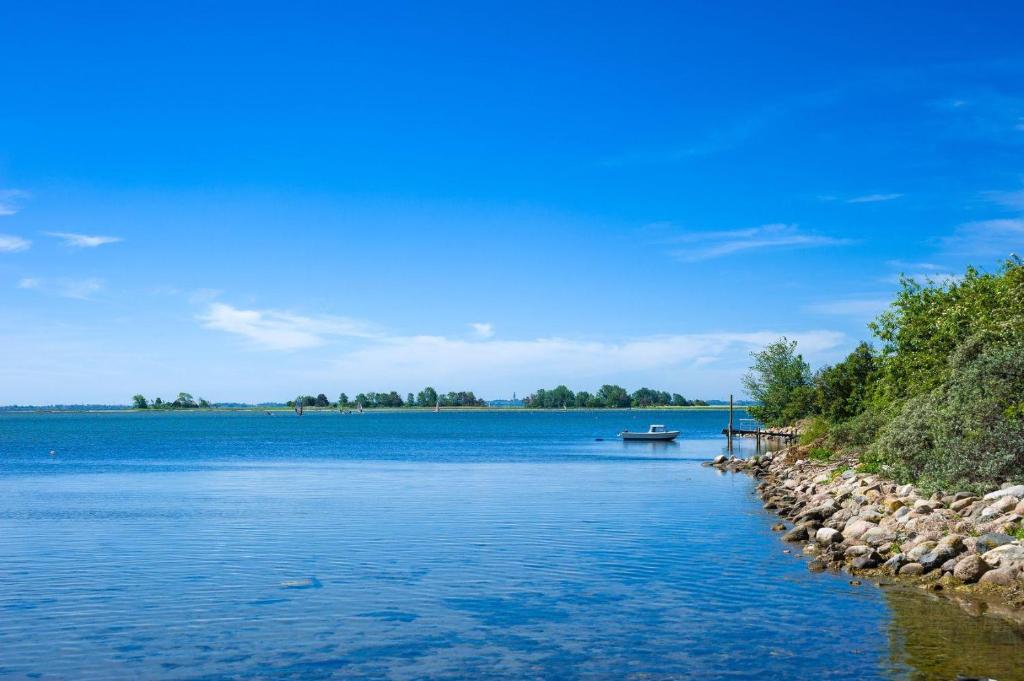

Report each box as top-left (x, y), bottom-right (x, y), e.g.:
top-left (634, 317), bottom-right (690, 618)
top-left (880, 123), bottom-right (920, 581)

top-left (800, 417), bottom-right (829, 445)
top-left (743, 338), bottom-right (814, 427)
top-left (131, 394), bottom-right (149, 409)
top-left (855, 461), bottom-right (880, 474)
top-left (872, 338), bottom-right (1024, 491)
top-left (826, 410), bottom-right (886, 450)
top-left (813, 342), bottom-right (877, 421)
top-left (524, 384), bottom-right (707, 408)
top-left (869, 259), bottom-right (1024, 405)
top-left (808, 447), bottom-right (834, 462)
top-left (338, 393), bottom-right (349, 407)
top-left (416, 386), bottom-right (438, 407)
top-left (829, 465), bottom-right (849, 481)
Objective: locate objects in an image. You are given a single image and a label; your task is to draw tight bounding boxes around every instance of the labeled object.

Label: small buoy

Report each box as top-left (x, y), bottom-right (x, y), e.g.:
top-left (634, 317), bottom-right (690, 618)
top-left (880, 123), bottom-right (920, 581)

top-left (49, 450), bottom-right (56, 457)
top-left (594, 437), bottom-right (604, 441)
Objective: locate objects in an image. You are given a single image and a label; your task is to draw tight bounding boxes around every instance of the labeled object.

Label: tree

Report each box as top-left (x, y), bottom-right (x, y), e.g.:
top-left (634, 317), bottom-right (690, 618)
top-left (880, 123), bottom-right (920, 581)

top-left (198, 398), bottom-right (210, 408)
top-left (154, 397), bottom-right (163, 407)
top-left (574, 391), bottom-right (594, 408)
top-left (416, 386), bottom-right (439, 407)
top-left (596, 384), bottom-right (631, 408)
top-left (132, 394), bottom-right (149, 409)
top-left (355, 393), bottom-right (368, 407)
top-left (338, 392), bottom-right (349, 408)
top-left (743, 338), bottom-right (813, 427)
top-left (813, 342), bottom-right (877, 421)
top-left (315, 393), bottom-right (330, 407)
top-left (174, 392), bottom-right (197, 408)
top-left (671, 393), bottom-right (690, 407)
top-left (407, 393), bottom-right (415, 407)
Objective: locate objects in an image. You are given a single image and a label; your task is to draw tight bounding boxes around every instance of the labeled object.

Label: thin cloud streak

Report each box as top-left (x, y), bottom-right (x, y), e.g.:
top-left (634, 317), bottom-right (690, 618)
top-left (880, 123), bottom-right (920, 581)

top-left (846, 193), bottom-right (902, 203)
top-left (0, 189), bottom-right (30, 216)
top-left (199, 303), bottom-right (379, 351)
top-left (17, 276), bottom-right (105, 300)
top-left (46, 232), bottom-right (123, 248)
top-left (942, 218), bottom-right (1024, 257)
top-left (669, 224), bottom-right (853, 262)
top-left (0, 234), bottom-right (31, 252)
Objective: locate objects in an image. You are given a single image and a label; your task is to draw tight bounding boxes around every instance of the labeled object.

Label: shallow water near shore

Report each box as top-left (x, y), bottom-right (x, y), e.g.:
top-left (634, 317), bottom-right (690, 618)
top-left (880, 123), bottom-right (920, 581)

top-left (2, 410), bottom-right (1023, 679)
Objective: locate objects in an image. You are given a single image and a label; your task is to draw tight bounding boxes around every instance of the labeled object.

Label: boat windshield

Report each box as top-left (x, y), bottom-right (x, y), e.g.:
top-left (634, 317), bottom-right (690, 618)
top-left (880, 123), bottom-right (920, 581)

top-left (650, 425), bottom-right (665, 432)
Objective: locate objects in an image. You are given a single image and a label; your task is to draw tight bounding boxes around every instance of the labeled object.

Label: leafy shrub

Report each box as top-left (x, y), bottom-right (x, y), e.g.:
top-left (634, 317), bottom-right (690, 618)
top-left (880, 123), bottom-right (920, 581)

top-left (800, 417), bottom-right (829, 445)
top-left (827, 409), bottom-right (887, 450)
top-left (873, 339), bottom-right (1024, 491)
top-left (744, 339), bottom-right (814, 427)
top-left (813, 342), bottom-right (878, 421)
top-left (808, 447), bottom-right (834, 461)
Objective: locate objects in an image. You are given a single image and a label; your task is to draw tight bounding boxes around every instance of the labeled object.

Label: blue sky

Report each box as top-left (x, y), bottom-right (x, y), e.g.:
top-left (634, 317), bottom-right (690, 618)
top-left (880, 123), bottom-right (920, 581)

top-left (2, 1), bottom-right (1023, 404)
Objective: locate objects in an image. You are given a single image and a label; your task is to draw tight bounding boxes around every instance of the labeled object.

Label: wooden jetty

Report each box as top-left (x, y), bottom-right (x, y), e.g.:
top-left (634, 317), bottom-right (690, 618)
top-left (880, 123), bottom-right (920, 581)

top-left (723, 394), bottom-right (797, 452)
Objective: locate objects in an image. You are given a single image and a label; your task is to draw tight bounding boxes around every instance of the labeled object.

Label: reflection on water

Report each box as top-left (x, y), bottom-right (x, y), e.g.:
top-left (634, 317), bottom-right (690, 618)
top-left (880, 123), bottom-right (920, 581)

top-left (884, 586), bottom-right (1024, 680)
top-left (0, 410), bottom-right (1022, 679)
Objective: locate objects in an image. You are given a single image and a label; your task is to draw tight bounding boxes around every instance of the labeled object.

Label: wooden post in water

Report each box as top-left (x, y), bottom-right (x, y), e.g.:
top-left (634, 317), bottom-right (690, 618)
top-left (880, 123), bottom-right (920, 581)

top-left (728, 394), bottom-right (734, 452)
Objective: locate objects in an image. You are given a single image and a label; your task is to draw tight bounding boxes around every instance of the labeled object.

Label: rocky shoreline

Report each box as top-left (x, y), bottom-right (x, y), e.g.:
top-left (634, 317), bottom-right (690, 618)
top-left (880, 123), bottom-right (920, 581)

top-left (708, 441), bottom-right (1024, 623)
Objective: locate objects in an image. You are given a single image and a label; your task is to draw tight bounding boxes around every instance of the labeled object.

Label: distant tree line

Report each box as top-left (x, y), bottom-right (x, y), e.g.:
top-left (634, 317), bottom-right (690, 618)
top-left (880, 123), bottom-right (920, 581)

top-left (132, 392), bottom-right (210, 409)
top-left (524, 384), bottom-right (709, 409)
top-left (284, 387), bottom-right (486, 409)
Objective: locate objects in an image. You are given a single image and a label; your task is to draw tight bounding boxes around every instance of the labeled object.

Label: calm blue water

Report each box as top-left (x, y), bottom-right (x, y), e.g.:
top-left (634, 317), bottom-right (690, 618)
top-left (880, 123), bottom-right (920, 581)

top-left (1, 410), bottom-right (1021, 680)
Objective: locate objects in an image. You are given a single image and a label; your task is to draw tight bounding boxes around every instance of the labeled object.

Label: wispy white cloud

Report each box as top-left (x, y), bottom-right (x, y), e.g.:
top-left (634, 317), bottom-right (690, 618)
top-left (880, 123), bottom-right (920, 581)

top-left (45, 232), bottom-right (123, 248)
top-left (669, 224), bottom-right (853, 261)
top-left (17, 277), bottom-right (105, 299)
top-left (982, 187), bottom-right (1024, 211)
top-left (805, 298), bottom-right (891, 317)
top-left (942, 218), bottom-right (1024, 257)
top-left (0, 189), bottom-right (30, 216)
top-left (0, 234), bottom-right (31, 252)
top-left (326, 330), bottom-right (847, 391)
top-left (846, 193), bottom-right (903, 204)
top-left (198, 303), bottom-right (846, 394)
top-left (199, 303), bottom-right (379, 350)
top-left (470, 322), bottom-right (494, 338)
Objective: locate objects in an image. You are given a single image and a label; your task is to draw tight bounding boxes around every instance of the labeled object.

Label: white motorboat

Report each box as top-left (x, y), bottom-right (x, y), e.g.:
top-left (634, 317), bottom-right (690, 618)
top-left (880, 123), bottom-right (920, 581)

top-left (618, 424), bottom-right (680, 441)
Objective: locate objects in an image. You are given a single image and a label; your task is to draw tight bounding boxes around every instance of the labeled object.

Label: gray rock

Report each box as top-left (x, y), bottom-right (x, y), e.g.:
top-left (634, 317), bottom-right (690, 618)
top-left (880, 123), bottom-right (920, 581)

top-left (950, 497), bottom-right (977, 512)
top-left (882, 553), bottom-right (906, 574)
top-left (843, 519), bottom-right (876, 540)
top-left (953, 554), bottom-right (992, 584)
top-left (979, 567), bottom-right (1019, 586)
top-left (862, 527), bottom-right (897, 547)
top-left (937, 534), bottom-right (965, 553)
top-left (990, 496), bottom-right (1019, 513)
top-left (845, 545), bottom-right (874, 558)
top-left (981, 543), bottom-right (1024, 567)
top-left (771, 522), bottom-right (786, 532)
top-left (899, 562), bottom-right (925, 577)
top-left (983, 484), bottom-right (1024, 500)
top-left (907, 541), bottom-right (937, 562)
top-left (850, 553), bottom-right (881, 570)
top-left (782, 526), bottom-right (809, 542)
top-left (919, 548), bottom-right (955, 572)
top-left (940, 557), bottom-right (959, 573)
top-left (816, 527), bottom-right (843, 545)
top-left (975, 532), bottom-right (1015, 553)
top-left (912, 499), bottom-right (934, 513)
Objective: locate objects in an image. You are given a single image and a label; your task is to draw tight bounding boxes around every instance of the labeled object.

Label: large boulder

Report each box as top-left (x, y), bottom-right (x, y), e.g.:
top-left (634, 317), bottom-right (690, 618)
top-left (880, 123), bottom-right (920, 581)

top-left (815, 527), bottom-right (843, 545)
top-left (782, 526), bottom-right (809, 542)
top-left (979, 567), bottom-right (1020, 586)
top-left (983, 485), bottom-right (1024, 501)
top-left (975, 532), bottom-right (1015, 553)
top-left (862, 527), bottom-right (897, 547)
top-left (953, 554), bottom-right (992, 584)
top-left (919, 547), bottom-right (956, 572)
top-left (950, 497), bottom-right (977, 512)
top-left (907, 541), bottom-right (937, 562)
top-left (899, 562), bottom-right (925, 577)
top-left (843, 519), bottom-right (876, 541)
top-left (981, 543), bottom-right (1024, 568)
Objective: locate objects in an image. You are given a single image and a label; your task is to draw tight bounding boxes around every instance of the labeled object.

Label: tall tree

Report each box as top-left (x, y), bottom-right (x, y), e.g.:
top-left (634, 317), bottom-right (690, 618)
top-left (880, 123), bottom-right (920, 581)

top-left (132, 394), bottom-right (149, 409)
top-left (743, 338), bottom-right (813, 426)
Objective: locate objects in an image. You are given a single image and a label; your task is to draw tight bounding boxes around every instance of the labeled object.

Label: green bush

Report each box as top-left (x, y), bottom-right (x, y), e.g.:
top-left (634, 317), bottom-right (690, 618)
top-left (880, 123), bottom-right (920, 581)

top-left (800, 416), bottom-right (829, 445)
top-left (827, 409), bottom-right (887, 450)
top-left (808, 447), bottom-right (834, 461)
top-left (873, 339), bottom-right (1024, 491)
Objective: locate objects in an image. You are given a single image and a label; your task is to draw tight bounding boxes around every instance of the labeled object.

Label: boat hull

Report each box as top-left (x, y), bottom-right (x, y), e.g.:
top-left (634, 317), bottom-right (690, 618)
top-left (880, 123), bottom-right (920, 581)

top-left (619, 431), bottom-right (680, 441)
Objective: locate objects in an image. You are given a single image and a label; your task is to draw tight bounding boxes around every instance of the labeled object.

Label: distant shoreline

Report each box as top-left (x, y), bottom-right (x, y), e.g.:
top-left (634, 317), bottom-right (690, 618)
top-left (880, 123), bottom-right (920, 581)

top-left (1, 405), bottom-right (747, 414)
